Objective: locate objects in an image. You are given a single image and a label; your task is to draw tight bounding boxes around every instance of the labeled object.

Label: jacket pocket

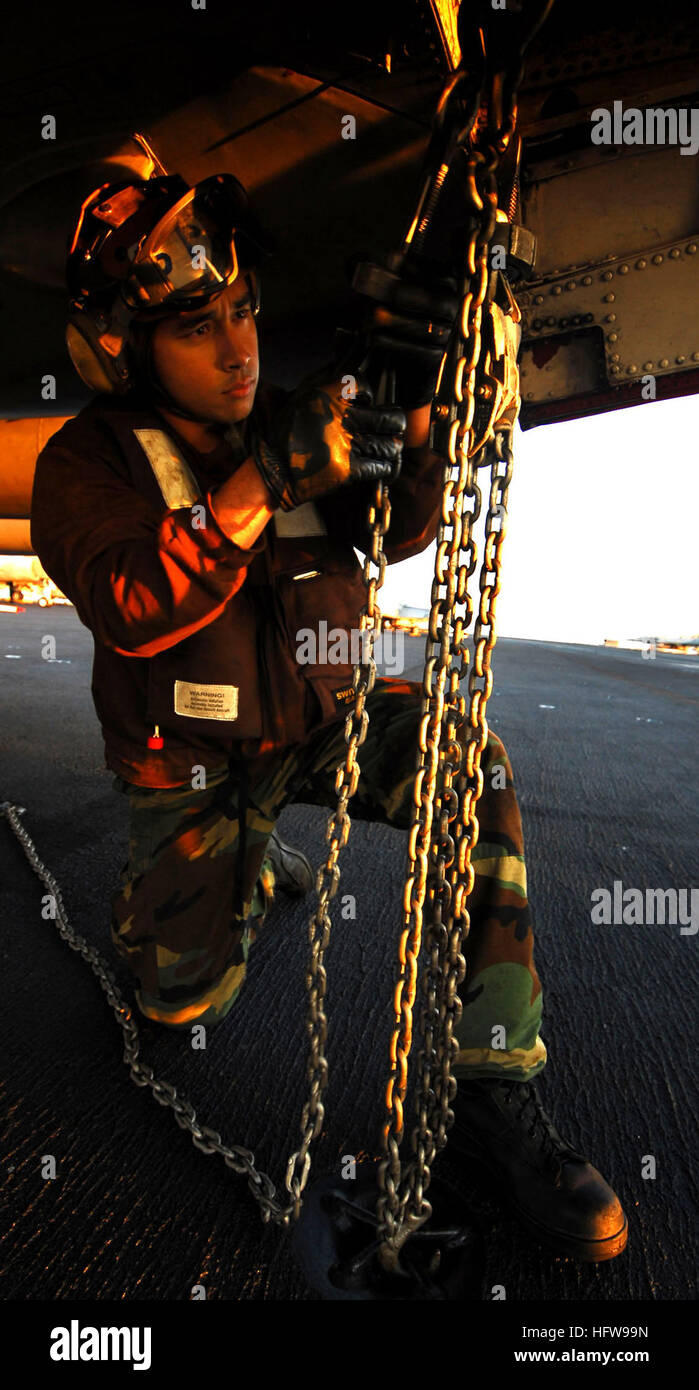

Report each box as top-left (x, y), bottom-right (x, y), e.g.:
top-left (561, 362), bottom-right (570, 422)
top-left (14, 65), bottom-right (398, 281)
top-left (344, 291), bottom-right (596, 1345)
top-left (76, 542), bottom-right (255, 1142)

top-left (145, 597), bottom-right (263, 742)
top-left (275, 561), bottom-right (371, 725)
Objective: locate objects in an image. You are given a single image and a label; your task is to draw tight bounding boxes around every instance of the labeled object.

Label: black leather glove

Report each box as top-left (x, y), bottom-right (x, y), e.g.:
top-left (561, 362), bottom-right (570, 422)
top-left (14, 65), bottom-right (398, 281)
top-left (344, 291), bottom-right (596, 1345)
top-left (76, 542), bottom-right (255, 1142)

top-left (249, 376), bottom-right (406, 512)
top-left (356, 263), bottom-right (460, 411)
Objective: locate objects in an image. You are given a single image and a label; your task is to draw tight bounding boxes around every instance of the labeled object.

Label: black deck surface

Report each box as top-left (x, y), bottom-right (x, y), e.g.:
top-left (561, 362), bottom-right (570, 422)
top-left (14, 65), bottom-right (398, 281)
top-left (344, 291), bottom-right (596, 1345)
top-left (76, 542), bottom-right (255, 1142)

top-left (1, 608), bottom-right (697, 1302)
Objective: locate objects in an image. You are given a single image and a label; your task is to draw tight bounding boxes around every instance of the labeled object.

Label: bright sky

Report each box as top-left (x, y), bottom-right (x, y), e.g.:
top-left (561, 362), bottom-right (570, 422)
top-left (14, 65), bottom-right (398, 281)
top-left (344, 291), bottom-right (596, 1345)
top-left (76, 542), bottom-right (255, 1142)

top-left (378, 394), bottom-right (698, 645)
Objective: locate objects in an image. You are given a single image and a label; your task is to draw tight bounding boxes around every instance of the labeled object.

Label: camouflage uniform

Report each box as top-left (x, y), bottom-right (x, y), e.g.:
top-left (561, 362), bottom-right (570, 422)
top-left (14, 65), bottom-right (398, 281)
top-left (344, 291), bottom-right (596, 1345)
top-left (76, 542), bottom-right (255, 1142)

top-left (111, 675), bottom-right (546, 1082)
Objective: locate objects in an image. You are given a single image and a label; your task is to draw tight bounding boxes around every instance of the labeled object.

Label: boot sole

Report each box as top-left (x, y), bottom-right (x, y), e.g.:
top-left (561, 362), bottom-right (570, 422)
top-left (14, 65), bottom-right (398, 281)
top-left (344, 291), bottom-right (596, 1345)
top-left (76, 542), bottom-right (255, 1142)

top-left (509, 1196), bottom-right (629, 1263)
top-left (449, 1131), bottom-right (629, 1263)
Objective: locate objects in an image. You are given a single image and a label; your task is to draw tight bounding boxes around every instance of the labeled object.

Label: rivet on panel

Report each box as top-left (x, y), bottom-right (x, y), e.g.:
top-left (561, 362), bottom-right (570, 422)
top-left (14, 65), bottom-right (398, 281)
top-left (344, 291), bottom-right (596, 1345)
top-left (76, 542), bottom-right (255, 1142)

top-left (552, 285), bottom-right (562, 295)
top-left (652, 254), bottom-right (663, 264)
top-left (603, 293), bottom-right (615, 302)
top-left (676, 355), bottom-right (686, 363)
top-left (602, 271), bottom-right (613, 281)
top-left (687, 244), bottom-right (697, 254)
top-left (669, 249), bottom-right (681, 259)
top-left (607, 332), bottom-right (618, 342)
top-left (643, 361), bottom-right (653, 371)
top-left (636, 259), bottom-right (646, 269)
top-left (610, 352), bottom-right (620, 361)
top-left (659, 358), bottom-right (669, 368)
top-left (605, 313), bottom-right (617, 322)
top-left (582, 275), bottom-right (592, 285)
top-left (627, 364), bottom-right (638, 374)
top-left (610, 365), bottom-right (620, 374)
top-left (692, 351), bottom-right (699, 361)
top-left (534, 294), bottom-right (544, 304)
top-left (566, 280), bottom-right (577, 290)
top-left (618, 264), bottom-right (629, 274)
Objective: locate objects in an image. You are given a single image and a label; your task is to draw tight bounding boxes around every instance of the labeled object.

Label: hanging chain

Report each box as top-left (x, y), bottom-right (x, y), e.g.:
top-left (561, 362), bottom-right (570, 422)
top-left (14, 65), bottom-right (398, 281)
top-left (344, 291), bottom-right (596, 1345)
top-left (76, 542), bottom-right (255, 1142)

top-left (393, 426), bottom-right (515, 1233)
top-left (0, 483), bottom-right (392, 1231)
top-left (375, 94), bottom-right (522, 1259)
top-left (282, 477), bottom-right (391, 1218)
top-left (375, 205), bottom-right (493, 1253)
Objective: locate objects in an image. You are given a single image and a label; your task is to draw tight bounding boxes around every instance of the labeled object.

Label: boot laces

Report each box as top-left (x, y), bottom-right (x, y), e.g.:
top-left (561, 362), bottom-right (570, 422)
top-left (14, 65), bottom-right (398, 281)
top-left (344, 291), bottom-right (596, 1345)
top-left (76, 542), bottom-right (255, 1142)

top-left (503, 1083), bottom-right (587, 1175)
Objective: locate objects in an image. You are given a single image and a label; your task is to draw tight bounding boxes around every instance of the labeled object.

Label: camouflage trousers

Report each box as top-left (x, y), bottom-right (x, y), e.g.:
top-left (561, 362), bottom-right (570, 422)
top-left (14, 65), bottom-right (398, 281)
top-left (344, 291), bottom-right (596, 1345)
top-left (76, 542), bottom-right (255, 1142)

top-left (110, 677), bottom-right (546, 1081)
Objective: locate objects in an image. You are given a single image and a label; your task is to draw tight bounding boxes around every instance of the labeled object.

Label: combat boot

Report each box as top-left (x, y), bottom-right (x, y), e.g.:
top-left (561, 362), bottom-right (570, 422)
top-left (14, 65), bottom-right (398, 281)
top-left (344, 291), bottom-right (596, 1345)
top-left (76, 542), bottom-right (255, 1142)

top-left (449, 1077), bottom-right (628, 1262)
top-left (261, 828), bottom-right (314, 900)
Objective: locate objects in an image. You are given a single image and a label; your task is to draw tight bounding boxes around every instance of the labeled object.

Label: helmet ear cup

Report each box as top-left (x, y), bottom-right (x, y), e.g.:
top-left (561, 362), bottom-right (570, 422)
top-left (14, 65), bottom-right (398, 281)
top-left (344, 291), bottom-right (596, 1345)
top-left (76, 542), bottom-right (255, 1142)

top-left (66, 301), bottom-right (133, 393)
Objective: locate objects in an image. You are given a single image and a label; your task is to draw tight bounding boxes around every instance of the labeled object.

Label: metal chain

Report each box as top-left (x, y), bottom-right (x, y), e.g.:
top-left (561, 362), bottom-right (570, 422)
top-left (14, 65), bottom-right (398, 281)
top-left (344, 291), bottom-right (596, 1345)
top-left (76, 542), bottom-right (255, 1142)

top-left (404, 425), bottom-right (514, 1211)
top-left (283, 476), bottom-right (391, 1219)
top-left (415, 62), bottom-right (520, 1195)
top-left (0, 799), bottom-right (290, 1222)
top-left (0, 481), bottom-right (392, 1231)
top-left (375, 102), bottom-right (521, 1257)
top-left (375, 213), bottom-right (492, 1253)
top-left (404, 303), bottom-right (517, 1218)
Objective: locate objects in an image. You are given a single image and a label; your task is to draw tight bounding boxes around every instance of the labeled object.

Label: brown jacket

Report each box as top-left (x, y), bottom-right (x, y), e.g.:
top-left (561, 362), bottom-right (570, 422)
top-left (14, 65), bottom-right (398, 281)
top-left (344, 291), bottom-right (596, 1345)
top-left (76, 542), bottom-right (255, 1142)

top-left (30, 381), bottom-right (445, 786)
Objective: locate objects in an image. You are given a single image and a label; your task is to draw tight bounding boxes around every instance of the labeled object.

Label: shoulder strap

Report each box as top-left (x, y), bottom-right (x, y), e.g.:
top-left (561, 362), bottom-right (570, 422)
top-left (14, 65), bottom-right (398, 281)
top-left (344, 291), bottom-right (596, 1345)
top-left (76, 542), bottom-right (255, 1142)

top-left (132, 428), bottom-right (202, 508)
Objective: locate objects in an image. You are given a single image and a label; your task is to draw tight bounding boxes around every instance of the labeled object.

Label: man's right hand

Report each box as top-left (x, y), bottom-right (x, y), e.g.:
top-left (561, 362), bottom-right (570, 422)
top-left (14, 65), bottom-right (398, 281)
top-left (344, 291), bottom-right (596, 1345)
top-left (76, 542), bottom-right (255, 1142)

top-left (249, 377), bottom-right (406, 512)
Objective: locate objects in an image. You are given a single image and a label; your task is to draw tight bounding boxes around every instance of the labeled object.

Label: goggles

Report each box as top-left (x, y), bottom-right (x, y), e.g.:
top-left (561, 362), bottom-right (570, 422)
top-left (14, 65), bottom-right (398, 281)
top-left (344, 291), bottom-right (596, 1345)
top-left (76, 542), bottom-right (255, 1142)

top-left (119, 175), bottom-right (251, 313)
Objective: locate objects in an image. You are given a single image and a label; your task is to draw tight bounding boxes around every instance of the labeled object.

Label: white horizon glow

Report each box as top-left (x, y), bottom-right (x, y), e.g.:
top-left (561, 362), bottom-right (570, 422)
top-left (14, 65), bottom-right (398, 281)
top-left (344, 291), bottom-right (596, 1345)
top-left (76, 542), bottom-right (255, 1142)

top-left (379, 393), bottom-right (698, 646)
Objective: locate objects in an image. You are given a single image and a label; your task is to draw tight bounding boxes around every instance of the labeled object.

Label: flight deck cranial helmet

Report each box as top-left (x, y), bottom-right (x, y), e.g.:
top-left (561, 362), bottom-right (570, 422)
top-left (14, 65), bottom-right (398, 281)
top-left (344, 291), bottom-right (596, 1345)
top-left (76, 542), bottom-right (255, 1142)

top-left (65, 139), bottom-right (275, 403)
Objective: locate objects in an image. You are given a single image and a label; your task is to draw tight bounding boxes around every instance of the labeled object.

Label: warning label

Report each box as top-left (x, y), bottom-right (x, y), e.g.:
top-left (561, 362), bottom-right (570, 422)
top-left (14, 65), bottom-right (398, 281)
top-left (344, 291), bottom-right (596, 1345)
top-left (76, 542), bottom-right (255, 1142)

top-left (174, 680), bottom-right (239, 721)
